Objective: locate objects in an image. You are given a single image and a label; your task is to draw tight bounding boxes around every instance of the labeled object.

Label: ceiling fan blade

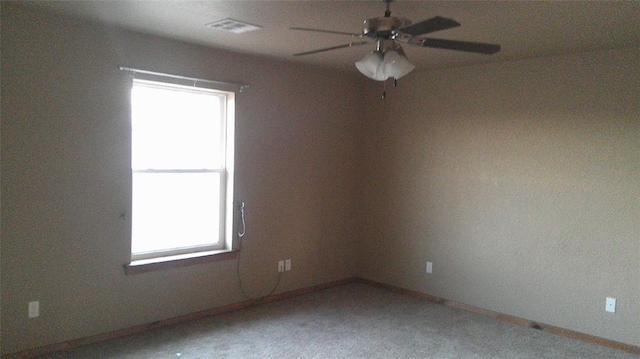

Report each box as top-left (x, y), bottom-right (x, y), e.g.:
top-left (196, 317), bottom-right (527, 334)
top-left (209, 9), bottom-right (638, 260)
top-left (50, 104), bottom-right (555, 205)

top-left (396, 16), bottom-right (460, 36)
top-left (410, 38), bottom-right (501, 54)
top-left (293, 41), bottom-right (370, 56)
top-left (290, 27), bottom-right (362, 37)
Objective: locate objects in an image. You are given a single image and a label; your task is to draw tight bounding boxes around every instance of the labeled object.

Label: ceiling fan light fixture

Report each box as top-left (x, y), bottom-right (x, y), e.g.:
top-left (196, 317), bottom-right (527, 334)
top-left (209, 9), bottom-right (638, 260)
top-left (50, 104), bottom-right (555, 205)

top-left (355, 49), bottom-right (415, 81)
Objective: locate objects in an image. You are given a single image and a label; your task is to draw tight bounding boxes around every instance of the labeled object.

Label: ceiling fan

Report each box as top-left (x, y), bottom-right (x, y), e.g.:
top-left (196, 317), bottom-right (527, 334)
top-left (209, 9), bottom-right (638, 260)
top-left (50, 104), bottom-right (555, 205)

top-left (291, 0), bottom-right (501, 82)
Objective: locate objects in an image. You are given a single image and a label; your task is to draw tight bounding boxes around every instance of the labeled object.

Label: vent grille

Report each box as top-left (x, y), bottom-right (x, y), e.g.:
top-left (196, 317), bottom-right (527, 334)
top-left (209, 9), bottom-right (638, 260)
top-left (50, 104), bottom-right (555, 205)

top-left (205, 18), bottom-right (261, 34)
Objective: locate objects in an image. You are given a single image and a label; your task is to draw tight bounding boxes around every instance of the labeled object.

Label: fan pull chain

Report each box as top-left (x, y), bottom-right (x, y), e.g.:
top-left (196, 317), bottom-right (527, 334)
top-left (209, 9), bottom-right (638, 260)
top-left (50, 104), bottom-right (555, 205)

top-left (381, 78), bottom-right (399, 99)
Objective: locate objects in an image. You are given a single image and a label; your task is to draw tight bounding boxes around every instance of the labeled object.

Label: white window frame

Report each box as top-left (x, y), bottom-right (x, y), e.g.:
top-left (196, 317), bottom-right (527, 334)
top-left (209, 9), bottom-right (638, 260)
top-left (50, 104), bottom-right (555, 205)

top-left (129, 77), bottom-right (235, 262)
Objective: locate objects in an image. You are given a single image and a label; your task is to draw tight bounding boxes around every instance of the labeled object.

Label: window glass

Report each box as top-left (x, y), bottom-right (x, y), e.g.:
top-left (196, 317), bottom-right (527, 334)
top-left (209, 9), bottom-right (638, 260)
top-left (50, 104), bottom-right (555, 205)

top-left (131, 83), bottom-right (224, 170)
top-left (130, 79), bottom-right (232, 260)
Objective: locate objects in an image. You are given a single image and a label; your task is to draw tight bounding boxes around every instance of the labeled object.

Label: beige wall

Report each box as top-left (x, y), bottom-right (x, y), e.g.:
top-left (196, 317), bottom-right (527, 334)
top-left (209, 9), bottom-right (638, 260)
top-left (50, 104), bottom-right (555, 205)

top-left (359, 48), bottom-right (640, 346)
top-left (1, 4), bottom-right (362, 354)
top-left (2, 2), bottom-right (639, 355)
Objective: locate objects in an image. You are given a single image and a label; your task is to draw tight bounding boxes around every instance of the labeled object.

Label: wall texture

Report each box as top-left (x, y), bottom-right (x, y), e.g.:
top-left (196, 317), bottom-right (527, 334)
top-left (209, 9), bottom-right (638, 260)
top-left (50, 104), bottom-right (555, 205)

top-left (1, 4), bottom-right (362, 354)
top-left (359, 48), bottom-right (640, 346)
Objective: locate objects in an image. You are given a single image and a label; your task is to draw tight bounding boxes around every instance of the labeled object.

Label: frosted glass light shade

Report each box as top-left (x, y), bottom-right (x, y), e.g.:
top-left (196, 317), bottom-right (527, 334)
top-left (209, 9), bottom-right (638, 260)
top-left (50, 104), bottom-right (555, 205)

top-left (355, 50), bottom-right (415, 81)
top-left (355, 51), bottom-right (386, 81)
top-left (382, 50), bottom-right (415, 80)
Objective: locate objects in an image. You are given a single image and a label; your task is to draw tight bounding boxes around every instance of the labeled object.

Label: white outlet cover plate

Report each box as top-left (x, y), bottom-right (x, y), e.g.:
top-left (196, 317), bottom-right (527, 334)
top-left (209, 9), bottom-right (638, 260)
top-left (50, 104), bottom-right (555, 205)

top-left (605, 297), bottom-right (616, 313)
top-left (28, 301), bottom-right (40, 318)
top-left (426, 261), bottom-right (433, 274)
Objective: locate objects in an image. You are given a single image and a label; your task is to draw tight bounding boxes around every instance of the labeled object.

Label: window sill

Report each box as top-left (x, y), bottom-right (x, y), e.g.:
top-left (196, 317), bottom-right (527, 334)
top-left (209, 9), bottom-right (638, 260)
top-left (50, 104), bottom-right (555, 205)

top-left (124, 249), bottom-right (238, 275)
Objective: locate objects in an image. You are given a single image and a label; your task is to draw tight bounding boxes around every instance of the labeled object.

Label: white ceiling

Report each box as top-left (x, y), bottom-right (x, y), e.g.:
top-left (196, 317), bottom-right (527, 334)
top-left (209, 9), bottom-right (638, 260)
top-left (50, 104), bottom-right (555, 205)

top-left (21, 1), bottom-right (640, 73)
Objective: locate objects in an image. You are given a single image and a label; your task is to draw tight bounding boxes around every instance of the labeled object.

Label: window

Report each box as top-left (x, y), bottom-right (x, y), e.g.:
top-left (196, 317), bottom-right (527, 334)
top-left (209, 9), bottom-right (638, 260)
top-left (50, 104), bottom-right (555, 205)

top-left (130, 79), bottom-right (235, 262)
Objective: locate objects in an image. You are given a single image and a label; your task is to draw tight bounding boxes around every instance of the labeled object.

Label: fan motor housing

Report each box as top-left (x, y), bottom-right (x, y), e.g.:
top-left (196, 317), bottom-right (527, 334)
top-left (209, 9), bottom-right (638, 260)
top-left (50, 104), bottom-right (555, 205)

top-left (363, 17), bottom-right (411, 38)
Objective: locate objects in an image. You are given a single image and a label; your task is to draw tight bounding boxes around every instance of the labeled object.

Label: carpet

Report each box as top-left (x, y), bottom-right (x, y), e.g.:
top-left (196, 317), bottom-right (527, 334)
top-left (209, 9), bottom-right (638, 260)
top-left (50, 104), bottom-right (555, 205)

top-left (36, 282), bottom-right (637, 358)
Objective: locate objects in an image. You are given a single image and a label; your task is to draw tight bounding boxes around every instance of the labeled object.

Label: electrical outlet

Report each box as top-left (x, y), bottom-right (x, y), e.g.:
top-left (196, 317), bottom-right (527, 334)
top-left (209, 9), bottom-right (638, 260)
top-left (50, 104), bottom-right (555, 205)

top-left (285, 259), bottom-right (291, 271)
top-left (28, 301), bottom-right (40, 318)
top-left (605, 297), bottom-right (616, 313)
top-left (426, 261), bottom-right (433, 274)
top-left (278, 260), bottom-right (285, 273)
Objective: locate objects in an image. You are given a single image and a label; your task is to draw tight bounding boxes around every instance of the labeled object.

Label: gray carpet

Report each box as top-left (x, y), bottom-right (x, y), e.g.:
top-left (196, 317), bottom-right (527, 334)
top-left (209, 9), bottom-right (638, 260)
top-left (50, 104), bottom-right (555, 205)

top-left (37, 282), bottom-right (637, 358)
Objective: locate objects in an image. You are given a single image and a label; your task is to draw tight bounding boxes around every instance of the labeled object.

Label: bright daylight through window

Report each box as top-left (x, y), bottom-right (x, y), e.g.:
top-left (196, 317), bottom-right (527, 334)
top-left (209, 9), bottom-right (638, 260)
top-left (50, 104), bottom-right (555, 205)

top-left (130, 79), bottom-right (234, 261)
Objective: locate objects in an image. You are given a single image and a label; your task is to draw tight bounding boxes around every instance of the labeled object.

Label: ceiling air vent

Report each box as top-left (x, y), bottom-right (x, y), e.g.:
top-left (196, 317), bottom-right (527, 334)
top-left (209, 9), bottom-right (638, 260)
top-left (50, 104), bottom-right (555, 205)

top-left (205, 18), bottom-right (261, 34)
